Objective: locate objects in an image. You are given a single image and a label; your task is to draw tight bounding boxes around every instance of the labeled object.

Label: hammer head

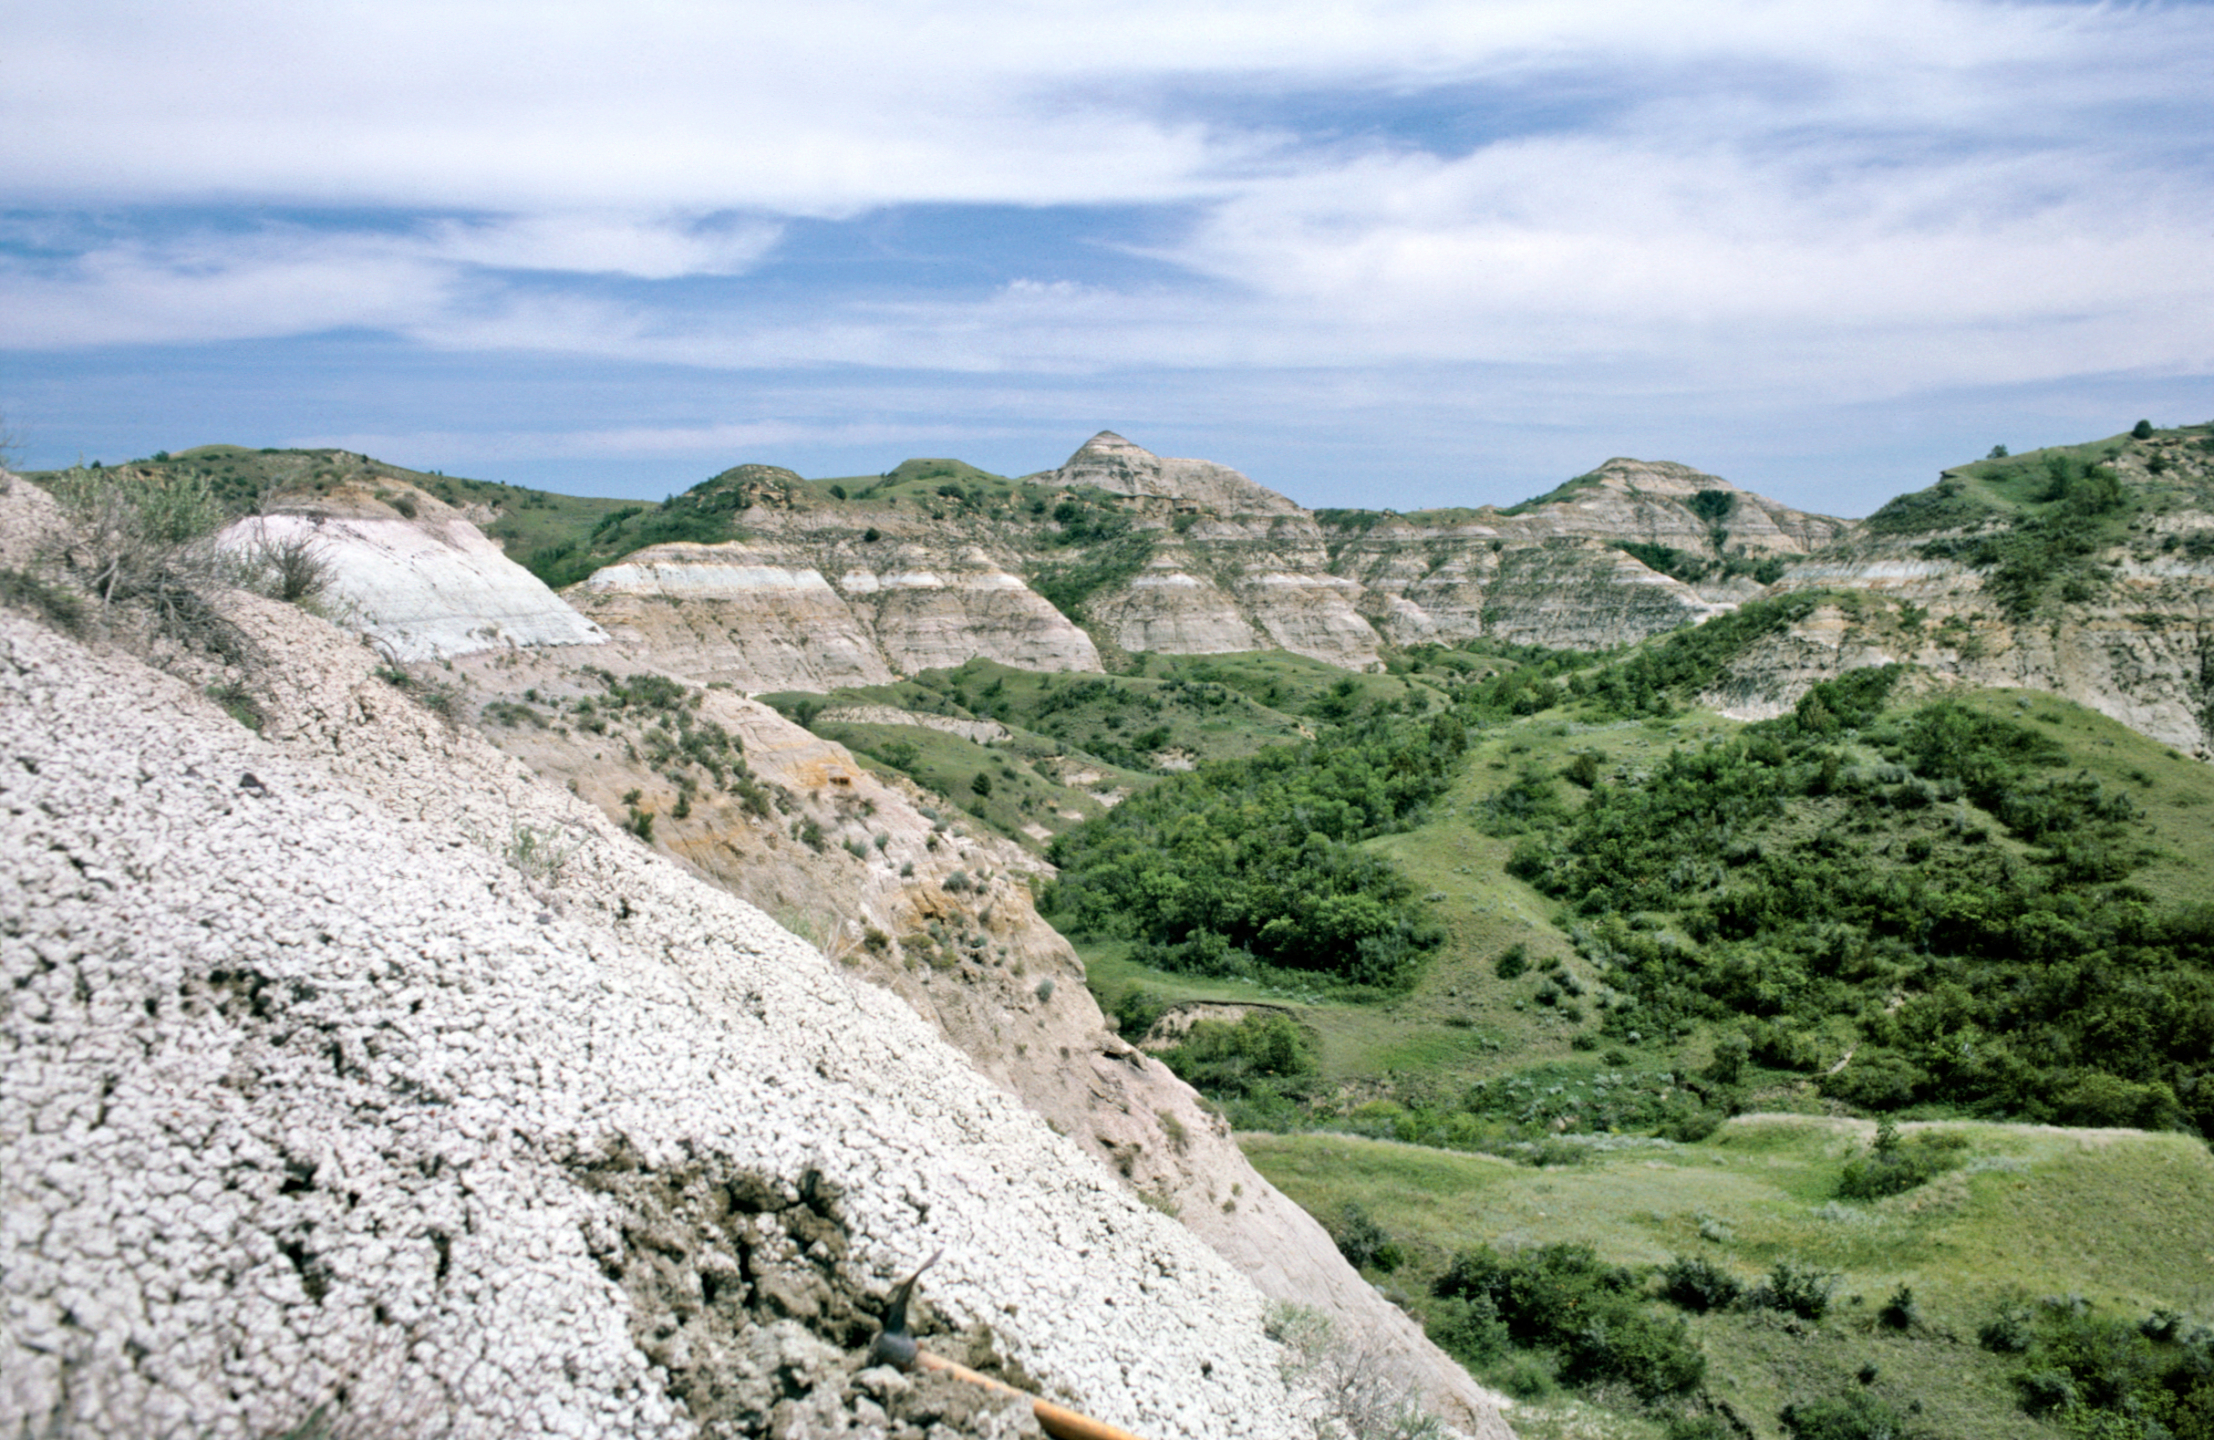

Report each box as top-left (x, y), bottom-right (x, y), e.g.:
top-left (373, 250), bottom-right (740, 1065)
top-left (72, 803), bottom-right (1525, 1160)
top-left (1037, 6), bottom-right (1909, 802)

top-left (867, 1248), bottom-right (942, 1372)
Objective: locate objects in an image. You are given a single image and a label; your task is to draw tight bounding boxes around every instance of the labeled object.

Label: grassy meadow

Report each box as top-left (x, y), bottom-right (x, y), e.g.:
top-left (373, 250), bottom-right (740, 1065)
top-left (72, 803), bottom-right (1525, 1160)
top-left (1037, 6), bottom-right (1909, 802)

top-left (1246, 1118), bottom-right (2214, 1439)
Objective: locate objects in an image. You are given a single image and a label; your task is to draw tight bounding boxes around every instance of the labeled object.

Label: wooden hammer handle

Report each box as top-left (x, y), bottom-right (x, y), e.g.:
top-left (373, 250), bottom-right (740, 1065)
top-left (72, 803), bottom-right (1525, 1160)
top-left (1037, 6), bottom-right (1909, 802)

top-left (913, 1350), bottom-right (1152, 1440)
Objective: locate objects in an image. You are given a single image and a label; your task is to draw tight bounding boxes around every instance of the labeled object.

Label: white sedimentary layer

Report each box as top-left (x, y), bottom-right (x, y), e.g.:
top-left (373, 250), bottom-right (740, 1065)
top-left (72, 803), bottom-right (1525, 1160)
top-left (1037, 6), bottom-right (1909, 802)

top-left (221, 512), bottom-right (607, 660)
top-left (0, 606), bottom-right (1306, 1440)
top-left (578, 543), bottom-right (1100, 692)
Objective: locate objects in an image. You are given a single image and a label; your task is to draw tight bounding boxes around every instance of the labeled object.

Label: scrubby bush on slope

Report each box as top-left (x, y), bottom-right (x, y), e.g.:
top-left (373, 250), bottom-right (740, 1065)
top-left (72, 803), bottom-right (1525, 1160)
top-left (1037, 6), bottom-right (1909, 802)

top-left (1496, 668), bottom-right (2212, 1133)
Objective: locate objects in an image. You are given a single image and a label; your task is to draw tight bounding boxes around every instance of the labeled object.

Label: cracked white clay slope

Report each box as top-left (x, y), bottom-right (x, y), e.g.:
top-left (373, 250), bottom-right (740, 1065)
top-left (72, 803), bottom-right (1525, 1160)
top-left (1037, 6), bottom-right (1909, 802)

top-left (0, 608), bottom-right (1310, 1440)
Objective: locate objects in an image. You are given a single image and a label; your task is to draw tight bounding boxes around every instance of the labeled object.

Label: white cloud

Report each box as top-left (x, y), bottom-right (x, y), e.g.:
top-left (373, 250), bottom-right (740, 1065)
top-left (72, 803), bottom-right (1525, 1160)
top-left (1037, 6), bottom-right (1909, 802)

top-left (420, 215), bottom-right (783, 278)
top-left (306, 418), bottom-right (1002, 465)
top-left (2, 0), bottom-right (2208, 443)
top-left (4, 1), bottom-right (2188, 211)
top-left (0, 233), bottom-right (457, 348)
top-left (0, 213), bottom-right (785, 348)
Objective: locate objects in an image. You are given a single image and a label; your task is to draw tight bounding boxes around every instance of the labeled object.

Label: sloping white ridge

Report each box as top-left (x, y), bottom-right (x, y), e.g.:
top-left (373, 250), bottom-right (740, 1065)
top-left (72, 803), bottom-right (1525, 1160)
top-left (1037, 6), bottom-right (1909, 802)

top-left (224, 512), bottom-right (607, 659)
top-left (0, 603), bottom-right (1303, 1440)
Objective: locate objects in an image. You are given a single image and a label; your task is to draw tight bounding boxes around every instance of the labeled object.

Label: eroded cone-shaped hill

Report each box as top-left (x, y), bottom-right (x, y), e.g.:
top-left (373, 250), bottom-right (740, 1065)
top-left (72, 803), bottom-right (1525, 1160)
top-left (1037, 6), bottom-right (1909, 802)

top-left (1031, 431), bottom-right (1308, 518)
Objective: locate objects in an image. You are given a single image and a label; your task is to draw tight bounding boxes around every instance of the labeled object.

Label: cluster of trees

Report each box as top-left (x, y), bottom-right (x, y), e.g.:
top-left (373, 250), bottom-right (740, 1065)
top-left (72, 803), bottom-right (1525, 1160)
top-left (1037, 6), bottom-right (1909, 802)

top-left (1029, 494), bottom-right (1152, 618)
top-left (1045, 711), bottom-right (1469, 987)
top-left (525, 469), bottom-right (766, 586)
top-left (1499, 671), bottom-right (2213, 1133)
top-left (1612, 540), bottom-right (1785, 588)
top-left (1430, 1243), bottom-right (1706, 1400)
top-left (1983, 1297), bottom-right (2214, 1437)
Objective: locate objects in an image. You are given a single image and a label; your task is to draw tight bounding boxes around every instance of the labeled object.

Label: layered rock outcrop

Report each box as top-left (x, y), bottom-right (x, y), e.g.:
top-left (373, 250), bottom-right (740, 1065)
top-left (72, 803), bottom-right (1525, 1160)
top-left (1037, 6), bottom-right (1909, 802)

top-left (1728, 556), bottom-right (2214, 755)
top-left (520, 435), bottom-right (1853, 687)
top-left (1708, 432), bottom-right (2214, 754)
top-left (1492, 458), bottom-right (1848, 555)
top-left (1032, 431), bottom-right (1304, 518)
top-left (1328, 458), bottom-right (1848, 651)
top-left (574, 541), bottom-right (1101, 692)
top-left (219, 485), bottom-right (607, 660)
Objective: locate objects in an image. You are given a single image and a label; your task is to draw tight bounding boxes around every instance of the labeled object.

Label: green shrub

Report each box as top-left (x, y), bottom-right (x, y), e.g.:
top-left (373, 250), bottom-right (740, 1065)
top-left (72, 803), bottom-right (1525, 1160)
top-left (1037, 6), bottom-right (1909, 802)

top-left (1560, 1305), bottom-right (1705, 1398)
top-left (1750, 1261), bottom-right (1836, 1321)
top-left (1688, 490), bottom-right (1736, 525)
top-left (1431, 1243), bottom-right (1703, 1397)
top-left (1779, 1391), bottom-right (1912, 1440)
top-left (1703, 1032), bottom-right (1748, 1085)
top-left (1112, 988), bottom-right (1167, 1039)
top-left (2017, 1368), bottom-right (2077, 1414)
top-left (0, 566), bottom-right (87, 632)
top-left (1836, 1121), bottom-right (1964, 1200)
top-left (204, 680), bottom-right (264, 732)
top-left (1493, 943), bottom-right (1529, 979)
top-left (1493, 1354), bottom-right (1556, 1400)
top-left (1328, 1202), bottom-right (1406, 1273)
top-left (1659, 1255), bottom-right (1742, 1313)
top-left (1978, 1303), bottom-right (2035, 1353)
top-left (1663, 1415), bottom-right (1736, 1440)
top-left (2012, 1304), bottom-right (2214, 1428)
top-left (1426, 1294), bottom-right (1508, 1366)
top-left (1154, 1012), bottom-right (1316, 1098)
top-left (44, 464), bottom-right (250, 663)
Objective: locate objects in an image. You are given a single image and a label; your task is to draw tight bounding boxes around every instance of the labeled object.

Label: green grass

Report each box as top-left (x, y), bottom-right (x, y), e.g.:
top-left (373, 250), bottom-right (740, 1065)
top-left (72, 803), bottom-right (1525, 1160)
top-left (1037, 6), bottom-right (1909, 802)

top-left (809, 716), bottom-right (1136, 851)
top-left (765, 654), bottom-right (1452, 856)
top-left (1246, 1119), bottom-right (2214, 1439)
top-left (1935, 688), bottom-right (2214, 912)
top-left (25, 445), bottom-right (638, 555)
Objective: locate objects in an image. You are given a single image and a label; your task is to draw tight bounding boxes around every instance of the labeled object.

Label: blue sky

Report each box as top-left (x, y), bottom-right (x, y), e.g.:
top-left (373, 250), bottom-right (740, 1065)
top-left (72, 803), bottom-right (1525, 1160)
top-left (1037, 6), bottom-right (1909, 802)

top-left (3, 1), bottom-right (2210, 517)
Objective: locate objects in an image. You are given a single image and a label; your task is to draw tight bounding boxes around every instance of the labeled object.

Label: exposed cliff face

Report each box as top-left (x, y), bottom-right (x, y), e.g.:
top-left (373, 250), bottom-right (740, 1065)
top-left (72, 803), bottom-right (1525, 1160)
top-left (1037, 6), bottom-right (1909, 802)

top-left (574, 543), bottom-right (899, 690)
top-left (1499, 457), bottom-right (1849, 555)
top-left (1714, 427), bottom-right (2214, 755)
top-left (1338, 526), bottom-right (1730, 651)
top-left (1088, 553), bottom-right (1268, 656)
top-left (1326, 457), bottom-right (1848, 652)
top-left (568, 434), bottom-right (1850, 685)
top-left (410, 432), bottom-right (1847, 689)
top-left (1719, 566), bottom-right (2214, 756)
top-left (218, 482), bottom-right (607, 660)
top-left (573, 537), bottom-right (1101, 692)
top-left (1084, 533), bottom-right (1383, 669)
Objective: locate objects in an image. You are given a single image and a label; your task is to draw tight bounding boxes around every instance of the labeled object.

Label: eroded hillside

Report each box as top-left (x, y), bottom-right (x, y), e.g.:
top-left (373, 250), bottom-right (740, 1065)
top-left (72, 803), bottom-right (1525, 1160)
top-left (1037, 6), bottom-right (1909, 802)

top-left (1718, 425), bottom-right (2214, 754)
top-left (0, 469), bottom-right (1514, 1438)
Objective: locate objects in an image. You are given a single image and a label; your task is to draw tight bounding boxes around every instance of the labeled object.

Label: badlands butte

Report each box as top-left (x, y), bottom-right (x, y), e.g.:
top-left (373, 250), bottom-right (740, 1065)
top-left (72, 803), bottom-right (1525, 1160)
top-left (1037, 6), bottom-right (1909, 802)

top-left (6, 421), bottom-right (2214, 1440)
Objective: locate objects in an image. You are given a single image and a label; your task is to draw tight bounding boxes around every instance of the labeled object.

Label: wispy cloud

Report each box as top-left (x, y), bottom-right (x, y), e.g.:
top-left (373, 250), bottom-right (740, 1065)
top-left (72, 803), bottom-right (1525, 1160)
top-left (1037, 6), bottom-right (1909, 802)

top-left (3, 0), bottom-right (2209, 507)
